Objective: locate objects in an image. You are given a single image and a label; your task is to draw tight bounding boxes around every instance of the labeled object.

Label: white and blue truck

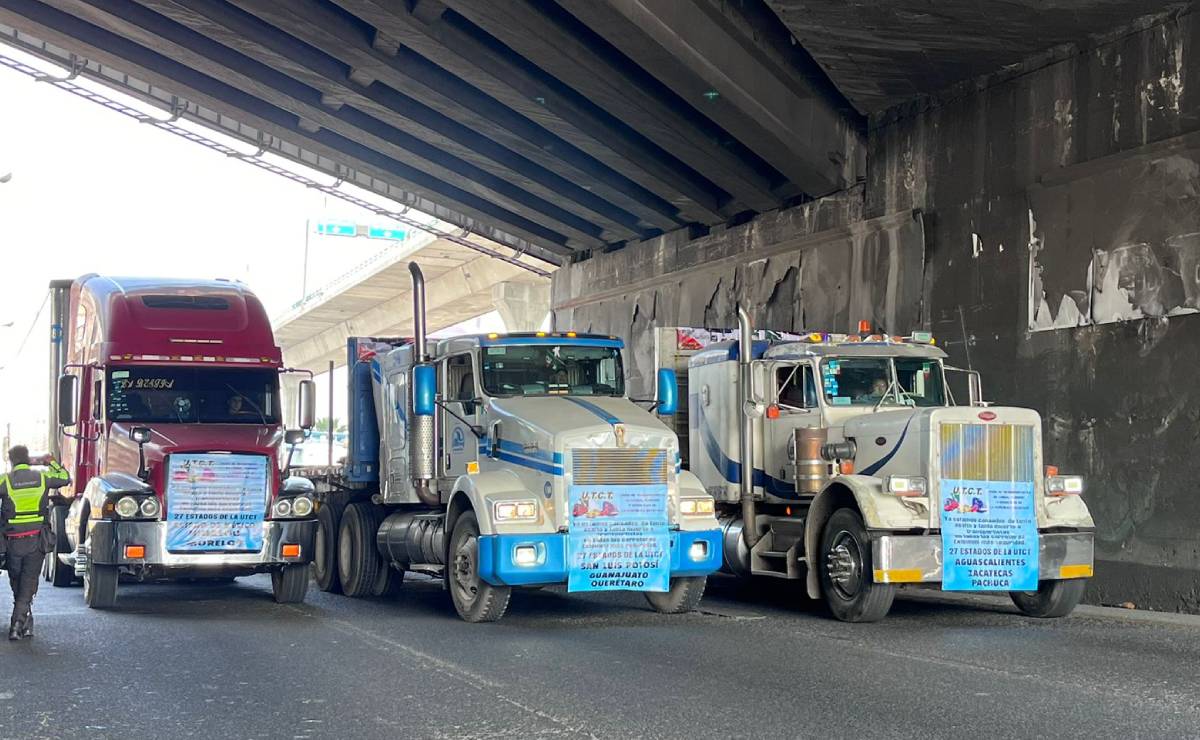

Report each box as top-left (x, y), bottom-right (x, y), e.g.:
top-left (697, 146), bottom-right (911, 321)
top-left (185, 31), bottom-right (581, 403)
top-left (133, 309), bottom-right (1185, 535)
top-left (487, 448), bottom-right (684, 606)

top-left (661, 310), bottom-right (1096, 622)
top-left (301, 264), bottom-right (722, 622)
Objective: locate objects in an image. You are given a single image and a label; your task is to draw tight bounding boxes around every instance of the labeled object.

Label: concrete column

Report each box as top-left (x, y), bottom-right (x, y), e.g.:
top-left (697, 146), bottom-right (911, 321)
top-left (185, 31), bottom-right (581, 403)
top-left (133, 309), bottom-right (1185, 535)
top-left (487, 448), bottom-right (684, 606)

top-left (492, 281), bottom-right (551, 332)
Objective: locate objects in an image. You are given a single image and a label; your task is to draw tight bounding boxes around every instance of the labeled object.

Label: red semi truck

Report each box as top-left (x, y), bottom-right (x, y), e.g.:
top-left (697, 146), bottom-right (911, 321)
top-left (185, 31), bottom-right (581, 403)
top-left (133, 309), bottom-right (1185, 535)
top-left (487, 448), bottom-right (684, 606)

top-left (45, 275), bottom-right (319, 607)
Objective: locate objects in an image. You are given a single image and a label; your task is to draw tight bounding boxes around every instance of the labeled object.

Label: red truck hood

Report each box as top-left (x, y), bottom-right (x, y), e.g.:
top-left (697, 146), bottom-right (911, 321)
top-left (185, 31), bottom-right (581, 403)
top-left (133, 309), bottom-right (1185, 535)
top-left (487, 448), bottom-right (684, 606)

top-left (107, 422), bottom-right (283, 493)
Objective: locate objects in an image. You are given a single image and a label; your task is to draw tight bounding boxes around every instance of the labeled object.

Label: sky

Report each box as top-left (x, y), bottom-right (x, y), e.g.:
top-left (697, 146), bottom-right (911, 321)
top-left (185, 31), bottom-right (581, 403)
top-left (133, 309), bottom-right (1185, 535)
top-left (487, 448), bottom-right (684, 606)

top-left (0, 46), bottom-right (500, 451)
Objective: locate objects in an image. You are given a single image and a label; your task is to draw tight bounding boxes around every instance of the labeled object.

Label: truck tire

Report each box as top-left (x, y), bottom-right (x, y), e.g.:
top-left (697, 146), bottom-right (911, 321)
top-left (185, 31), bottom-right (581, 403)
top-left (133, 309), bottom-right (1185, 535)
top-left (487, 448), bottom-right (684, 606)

top-left (337, 502), bottom-right (381, 597)
top-left (272, 564), bottom-right (311, 604)
top-left (448, 512), bottom-right (511, 623)
top-left (1010, 578), bottom-right (1086, 618)
top-left (47, 505), bottom-right (76, 587)
top-left (819, 507), bottom-right (895, 623)
top-left (644, 576), bottom-right (706, 614)
top-left (372, 563), bottom-right (405, 597)
top-left (313, 502), bottom-right (343, 593)
top-left (83, 561), bottom-right (119, 609)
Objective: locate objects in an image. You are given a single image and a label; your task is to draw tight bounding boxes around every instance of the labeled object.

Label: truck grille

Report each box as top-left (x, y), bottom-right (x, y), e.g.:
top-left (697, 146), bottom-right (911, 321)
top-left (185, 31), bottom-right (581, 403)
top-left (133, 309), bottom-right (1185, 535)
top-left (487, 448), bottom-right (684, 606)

top-left (572, 448), bottom-right (670, 485)
top-left (939, 423), bottom-right (1035, 482)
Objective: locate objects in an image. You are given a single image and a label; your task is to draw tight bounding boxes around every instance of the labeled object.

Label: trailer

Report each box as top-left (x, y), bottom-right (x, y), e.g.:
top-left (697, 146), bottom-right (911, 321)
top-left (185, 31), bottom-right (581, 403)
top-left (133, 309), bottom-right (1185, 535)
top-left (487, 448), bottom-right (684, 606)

top-left (664, 310), bottom-right (1096, 622)
top-left (300, 264), bottom-right (722, 622)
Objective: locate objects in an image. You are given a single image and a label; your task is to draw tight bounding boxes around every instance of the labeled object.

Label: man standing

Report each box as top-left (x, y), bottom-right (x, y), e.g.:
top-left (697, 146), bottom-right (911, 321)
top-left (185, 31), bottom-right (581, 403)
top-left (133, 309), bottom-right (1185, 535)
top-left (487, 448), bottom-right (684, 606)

top-left (0, 445), bottom-right (70, 640)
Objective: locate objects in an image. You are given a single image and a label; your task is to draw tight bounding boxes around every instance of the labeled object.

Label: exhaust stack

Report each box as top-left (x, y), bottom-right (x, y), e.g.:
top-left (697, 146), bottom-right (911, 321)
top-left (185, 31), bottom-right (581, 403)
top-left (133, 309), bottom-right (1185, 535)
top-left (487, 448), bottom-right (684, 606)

top-left (407, 263), bottom-right (438, 506)
top-left (47, 280), bottom-right (73, 459)
top-left (737, 305), bottom-right (759, 548)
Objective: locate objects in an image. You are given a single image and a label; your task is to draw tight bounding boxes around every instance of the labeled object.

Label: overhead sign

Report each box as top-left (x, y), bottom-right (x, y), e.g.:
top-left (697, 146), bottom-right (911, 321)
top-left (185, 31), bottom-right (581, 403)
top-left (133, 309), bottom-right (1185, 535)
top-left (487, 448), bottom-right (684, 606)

top-left (567, 484), bottom-right (670, 593)
top-left (314, 222), bottom-right (407, 240)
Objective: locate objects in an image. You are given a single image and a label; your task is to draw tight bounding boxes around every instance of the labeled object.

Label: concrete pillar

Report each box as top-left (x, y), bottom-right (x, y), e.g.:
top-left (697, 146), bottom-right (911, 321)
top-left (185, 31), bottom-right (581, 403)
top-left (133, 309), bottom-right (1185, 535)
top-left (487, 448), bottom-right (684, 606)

top-left (492, 281), bottom-right (551, 332)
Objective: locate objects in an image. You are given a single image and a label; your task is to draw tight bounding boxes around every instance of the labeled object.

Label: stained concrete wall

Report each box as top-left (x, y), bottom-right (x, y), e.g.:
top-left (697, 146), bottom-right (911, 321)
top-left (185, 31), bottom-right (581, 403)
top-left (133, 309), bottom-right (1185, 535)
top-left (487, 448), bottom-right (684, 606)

top-left (553, 8), bottom-right (1200, 611)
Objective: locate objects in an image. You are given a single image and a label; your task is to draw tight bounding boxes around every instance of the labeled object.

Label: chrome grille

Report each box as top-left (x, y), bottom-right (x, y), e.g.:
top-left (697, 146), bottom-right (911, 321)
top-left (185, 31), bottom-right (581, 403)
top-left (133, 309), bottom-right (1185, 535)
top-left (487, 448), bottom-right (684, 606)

top-left (939, 423), bottom-right (1035, 482)
top-left (572, 448), bottom-right (670, 485)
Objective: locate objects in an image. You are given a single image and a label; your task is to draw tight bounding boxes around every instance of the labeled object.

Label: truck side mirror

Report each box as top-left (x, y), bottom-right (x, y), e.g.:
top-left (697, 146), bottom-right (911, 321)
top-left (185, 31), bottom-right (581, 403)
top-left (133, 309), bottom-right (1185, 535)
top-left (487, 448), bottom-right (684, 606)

top-left (968, 372), bottom-right (984, 406)
top-left (413, 364), bottom-right (436, 416)
top-left (298, 380), bottom-right (316, 430)
top-left (58, 374), bottom-right (79, 427)
top-left (656, 368), bottom-right (678, 415)
top-left (749, 361), bottom-right (768, 404)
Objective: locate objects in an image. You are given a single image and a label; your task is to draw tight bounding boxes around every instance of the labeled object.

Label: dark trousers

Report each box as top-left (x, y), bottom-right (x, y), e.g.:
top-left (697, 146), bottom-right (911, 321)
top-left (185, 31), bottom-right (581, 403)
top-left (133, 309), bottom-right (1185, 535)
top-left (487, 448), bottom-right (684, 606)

top-left (6, 536), bottom-right (44, 624)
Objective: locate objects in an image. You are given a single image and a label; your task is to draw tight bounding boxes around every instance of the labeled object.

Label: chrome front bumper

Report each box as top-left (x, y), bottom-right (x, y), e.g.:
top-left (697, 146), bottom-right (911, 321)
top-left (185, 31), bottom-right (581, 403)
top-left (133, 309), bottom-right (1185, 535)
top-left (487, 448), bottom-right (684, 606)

top-left (871, 531), bottom-right (1094, 584)
top-left (87, 519), bottom-right (316, 569)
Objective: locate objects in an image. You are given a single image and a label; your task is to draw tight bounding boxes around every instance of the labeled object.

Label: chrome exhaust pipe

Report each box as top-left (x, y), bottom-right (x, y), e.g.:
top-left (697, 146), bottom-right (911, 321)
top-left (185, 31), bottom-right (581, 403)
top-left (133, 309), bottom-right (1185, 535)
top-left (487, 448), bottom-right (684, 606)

top-left (737, 305), bottom-right (759, 548)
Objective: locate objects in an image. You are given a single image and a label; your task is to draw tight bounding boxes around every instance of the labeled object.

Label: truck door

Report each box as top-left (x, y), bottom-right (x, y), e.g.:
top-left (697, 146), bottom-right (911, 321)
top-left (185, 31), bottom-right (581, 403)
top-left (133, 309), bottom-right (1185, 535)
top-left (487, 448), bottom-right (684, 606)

top-left (441, 353), bottom-right (479, 480)
top-left (767, 362), bottom-right (821, 494)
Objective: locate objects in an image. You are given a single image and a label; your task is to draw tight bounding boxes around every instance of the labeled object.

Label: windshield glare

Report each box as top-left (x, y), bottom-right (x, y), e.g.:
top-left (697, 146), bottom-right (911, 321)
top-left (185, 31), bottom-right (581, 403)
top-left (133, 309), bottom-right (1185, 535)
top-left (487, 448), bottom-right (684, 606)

top-left (820, 357), bottom-right (945, 408)
top-left (108, 366), bottom-right (280, 424)
top-left (481, 344), bottom-right (624, 397)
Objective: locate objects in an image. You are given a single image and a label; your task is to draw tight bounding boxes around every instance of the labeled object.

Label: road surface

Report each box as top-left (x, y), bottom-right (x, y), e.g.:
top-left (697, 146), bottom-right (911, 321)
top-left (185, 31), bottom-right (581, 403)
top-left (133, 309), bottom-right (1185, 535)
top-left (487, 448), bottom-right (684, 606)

top-left (2, 573), bottom-right (1198, 739)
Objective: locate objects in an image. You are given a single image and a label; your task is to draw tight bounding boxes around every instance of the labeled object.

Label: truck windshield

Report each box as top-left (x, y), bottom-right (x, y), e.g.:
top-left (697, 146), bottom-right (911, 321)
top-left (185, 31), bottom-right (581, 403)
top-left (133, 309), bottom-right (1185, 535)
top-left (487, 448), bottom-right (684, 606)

top-left (480, 344), bottom-right (624, 397)
top-left (107, 366), bottom-right (280, 424)
top-left (820, 357), bottom-right (945, 407)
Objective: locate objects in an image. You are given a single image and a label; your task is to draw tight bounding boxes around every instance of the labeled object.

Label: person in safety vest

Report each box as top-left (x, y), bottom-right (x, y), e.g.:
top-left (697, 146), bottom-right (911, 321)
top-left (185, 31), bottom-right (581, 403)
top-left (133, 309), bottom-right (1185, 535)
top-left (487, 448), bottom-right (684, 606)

top-left (0, 445), bottom-right (71, 640)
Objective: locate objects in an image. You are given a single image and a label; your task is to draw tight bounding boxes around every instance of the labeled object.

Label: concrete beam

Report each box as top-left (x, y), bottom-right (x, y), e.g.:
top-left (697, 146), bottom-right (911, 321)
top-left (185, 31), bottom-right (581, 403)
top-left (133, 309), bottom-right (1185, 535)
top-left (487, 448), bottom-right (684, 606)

top-left (92, 0), bottom-right (606, 251)
top-left (218, 0), bottom-right (647, 243)
top-left (4, 0), bottom-right (573, 261)
top-left (328, 0), bottom-right (728, 225)
top-left (491, 281), bottom-right (551, 332)
top-left (559, 0), bottom-right (862, 196)
top-left (443, 0), bottom-right (785, 213)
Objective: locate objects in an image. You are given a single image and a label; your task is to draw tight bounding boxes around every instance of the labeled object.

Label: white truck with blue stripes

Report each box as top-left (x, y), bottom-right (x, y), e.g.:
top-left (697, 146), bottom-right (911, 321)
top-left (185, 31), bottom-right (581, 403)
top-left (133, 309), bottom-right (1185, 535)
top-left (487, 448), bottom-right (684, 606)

top-left (302, 264), bottom-right (721, 622)
top-left (670, 309), bottom-right (1096, 622)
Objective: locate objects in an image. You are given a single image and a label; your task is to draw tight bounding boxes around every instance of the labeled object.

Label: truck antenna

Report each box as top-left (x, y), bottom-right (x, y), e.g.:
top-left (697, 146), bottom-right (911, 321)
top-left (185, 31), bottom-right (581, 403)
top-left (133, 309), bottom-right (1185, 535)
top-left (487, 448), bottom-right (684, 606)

top-left (957, 305), bottom-right (973, 372)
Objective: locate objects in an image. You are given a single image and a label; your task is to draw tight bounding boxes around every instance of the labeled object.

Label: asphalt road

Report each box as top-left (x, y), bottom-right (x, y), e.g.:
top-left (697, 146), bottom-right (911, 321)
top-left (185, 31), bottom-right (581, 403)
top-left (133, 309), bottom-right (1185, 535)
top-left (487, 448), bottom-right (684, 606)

top-left (2, 573), bottom-right (1198, 740)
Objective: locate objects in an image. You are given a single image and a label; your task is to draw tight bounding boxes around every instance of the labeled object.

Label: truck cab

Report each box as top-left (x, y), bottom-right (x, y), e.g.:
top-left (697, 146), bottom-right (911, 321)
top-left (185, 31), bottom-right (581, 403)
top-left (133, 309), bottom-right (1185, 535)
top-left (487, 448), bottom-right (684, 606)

top-left (47, 276), bottom-right (318, 608)
top-left (677, 315), bottom-right (1096, 622)
top-left (307, 264), bottom-right (722, 623)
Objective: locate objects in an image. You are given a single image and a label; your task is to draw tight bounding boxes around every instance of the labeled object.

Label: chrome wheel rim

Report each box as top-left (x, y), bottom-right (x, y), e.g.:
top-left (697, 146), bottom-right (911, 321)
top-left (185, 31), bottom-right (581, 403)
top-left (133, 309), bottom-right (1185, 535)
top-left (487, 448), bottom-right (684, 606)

top-left (452, 534), bottom-right (480, 609)
top-left (826, 530), bottom-right (863, 599)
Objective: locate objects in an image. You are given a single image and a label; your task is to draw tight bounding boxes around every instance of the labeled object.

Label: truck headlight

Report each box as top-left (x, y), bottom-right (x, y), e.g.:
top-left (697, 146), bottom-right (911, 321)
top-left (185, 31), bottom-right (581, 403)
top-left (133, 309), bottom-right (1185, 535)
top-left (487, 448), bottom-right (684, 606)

top-left (679, 498), bottom-right (715, 515)
top-left (494, 500), bottom-right (538, 522)
top-left (1046, 475), bottom-right (1084, 496)
top-left (139, 497), bottom-right (161, 519)
top-left (115, 496), bottom-right (140, 518)
top-left (291, 496), bottom-right (314, 517)
top-left (272, 498), bottom-right (293, 518)
top-left (886, 475), bottom-right (927, 497)
top-left (688, 541), bottom-right (709, 561)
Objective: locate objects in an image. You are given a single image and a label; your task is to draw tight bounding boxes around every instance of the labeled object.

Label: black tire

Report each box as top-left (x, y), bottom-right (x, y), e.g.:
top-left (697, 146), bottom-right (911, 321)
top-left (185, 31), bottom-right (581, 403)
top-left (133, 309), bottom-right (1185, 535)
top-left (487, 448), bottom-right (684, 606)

top-left (644, 576), bottom-right (706, 614)
top-left (48, 505), bottom-right (76, 587)
top-left (372, 563), bottom-right (405, 597)
top-left (272, 564), bottom-right (311, 604)
top-left (818, 507), bottom-right (895, 623)
top-left (337, 502), bottom-right (382, 597)
top-left (83, 561), bottom-right (119, 609)
top-left (1010, 578), bottom-right (1086, 618)
top-left (448, 512), bottom-right (510, 623)
top-left (314, 502), bottom-right (343, 594)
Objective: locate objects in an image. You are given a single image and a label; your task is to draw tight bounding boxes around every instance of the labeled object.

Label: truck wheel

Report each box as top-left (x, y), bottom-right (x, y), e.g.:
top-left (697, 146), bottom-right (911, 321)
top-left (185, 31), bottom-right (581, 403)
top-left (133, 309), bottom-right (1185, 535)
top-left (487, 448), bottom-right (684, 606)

top-left (1010, 578), bottom-right (1086, 618)
top-left (644, 576), bottom-right (706, 614)
top-left (272, 564), bottom-right (311, 604)
top-left (448, 512), bottom-right (510, 623)
top-left (48, 505), bottom-right (76, 587)
top-left (83, 561), bottom-right (119, 609)
top-left (819, 507), bottom-right (895, 623)
top-left (313, 502), bottom-right (343, 593)
top-left (372, 563), bottom-right (405, 597)
top-left (337, 503), bottom-right (381, 597)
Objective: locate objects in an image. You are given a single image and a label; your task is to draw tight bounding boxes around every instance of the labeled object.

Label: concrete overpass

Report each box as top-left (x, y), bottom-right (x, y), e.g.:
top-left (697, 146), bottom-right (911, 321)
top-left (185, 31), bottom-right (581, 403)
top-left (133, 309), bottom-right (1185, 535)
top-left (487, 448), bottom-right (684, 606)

top-left (273, 231), bottom-right (549, 373)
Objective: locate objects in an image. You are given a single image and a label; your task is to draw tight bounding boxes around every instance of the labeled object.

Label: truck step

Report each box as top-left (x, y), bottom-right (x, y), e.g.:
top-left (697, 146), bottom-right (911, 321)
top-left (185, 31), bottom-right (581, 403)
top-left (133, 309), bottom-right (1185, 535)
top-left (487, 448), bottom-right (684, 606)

top-left (758, 550), bottom-right (790, 559)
